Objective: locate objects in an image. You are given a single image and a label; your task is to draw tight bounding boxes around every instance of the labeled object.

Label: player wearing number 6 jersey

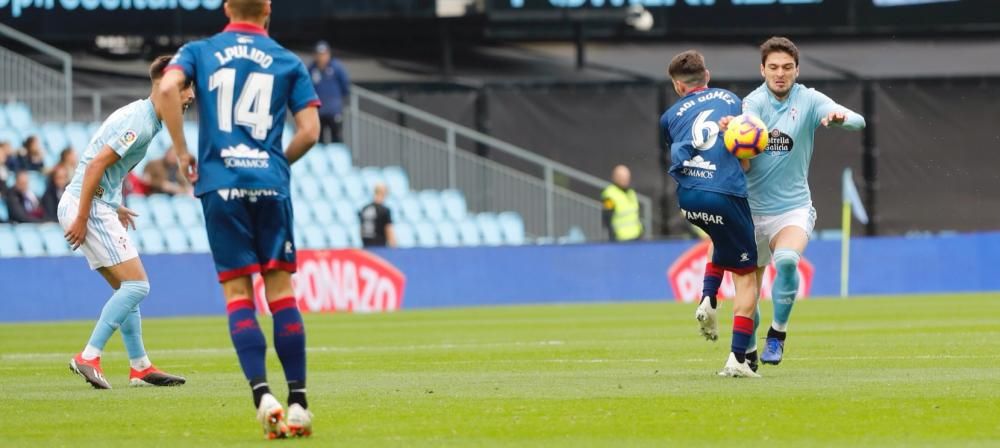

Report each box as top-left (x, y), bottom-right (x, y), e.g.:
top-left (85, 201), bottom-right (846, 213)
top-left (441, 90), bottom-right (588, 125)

top-left (661, 50), bottom-right (761, 378)
top-left (156, 0), bottom-right (321, 439)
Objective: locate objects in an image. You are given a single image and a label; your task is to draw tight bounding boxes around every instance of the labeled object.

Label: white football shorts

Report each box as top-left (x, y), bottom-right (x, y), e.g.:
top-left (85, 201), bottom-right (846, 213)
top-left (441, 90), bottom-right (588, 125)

top-left (752, 206), bottom-right (816, 267)
top-left (57, 193), bottom-right (138, 270)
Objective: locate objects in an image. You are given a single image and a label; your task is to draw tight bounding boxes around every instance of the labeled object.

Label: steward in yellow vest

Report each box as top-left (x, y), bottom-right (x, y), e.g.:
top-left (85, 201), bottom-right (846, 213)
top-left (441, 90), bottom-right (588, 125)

top-left (601, 165), bottom-right (643, 242)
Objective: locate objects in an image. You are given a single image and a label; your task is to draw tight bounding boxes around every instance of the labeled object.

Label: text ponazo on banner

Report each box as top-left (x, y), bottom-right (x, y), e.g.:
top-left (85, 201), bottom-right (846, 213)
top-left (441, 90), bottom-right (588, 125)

top-left (666, 240), bottom-right (814, 303)
top-left (253, 249), bottom-right (406, 314)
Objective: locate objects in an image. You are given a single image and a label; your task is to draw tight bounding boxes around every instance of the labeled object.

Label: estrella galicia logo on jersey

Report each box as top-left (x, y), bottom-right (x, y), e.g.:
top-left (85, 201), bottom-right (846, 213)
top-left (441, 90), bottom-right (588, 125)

top-left (221, 144), bottom-right (270, 169)
top-left (765, 128), bottom-right (794, 156)
top-left (119, 130), bottom-right (138, 149)
top-left (681, 155), bottom-right (716, 179)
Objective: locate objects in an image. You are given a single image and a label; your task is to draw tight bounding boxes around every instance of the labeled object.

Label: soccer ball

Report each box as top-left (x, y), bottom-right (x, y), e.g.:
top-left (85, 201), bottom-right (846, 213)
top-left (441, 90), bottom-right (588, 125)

top-left (723, 114), bottom-right (769, 160)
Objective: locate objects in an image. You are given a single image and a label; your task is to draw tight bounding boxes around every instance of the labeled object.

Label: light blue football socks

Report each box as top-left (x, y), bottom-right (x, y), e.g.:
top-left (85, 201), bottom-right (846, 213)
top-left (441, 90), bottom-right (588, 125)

top-left (82, 281), bottom-right (150, 359)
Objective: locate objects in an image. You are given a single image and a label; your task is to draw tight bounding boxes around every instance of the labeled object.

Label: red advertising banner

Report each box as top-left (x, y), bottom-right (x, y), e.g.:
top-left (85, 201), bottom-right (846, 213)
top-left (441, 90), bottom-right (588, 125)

top-left (667, 240), bottom-right (814, 303)
top-left (252, 249), bottom-right (406, 314)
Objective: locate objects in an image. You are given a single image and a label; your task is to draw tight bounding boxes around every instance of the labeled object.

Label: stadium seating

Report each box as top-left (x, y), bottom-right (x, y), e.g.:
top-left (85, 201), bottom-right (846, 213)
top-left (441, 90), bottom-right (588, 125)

top-left (0, 104), bottom-right (534, 257)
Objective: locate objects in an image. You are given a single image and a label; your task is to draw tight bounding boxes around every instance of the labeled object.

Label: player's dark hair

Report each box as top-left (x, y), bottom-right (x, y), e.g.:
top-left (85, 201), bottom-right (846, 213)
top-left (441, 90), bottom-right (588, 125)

top-left (668, 50), bottom-right (707, 86)
top-left (760, 36), bottom-right (799, 66)
top-left (226, 0), bottom-right (268, 19)
top-left (149, 55), bottom-right (174, 81)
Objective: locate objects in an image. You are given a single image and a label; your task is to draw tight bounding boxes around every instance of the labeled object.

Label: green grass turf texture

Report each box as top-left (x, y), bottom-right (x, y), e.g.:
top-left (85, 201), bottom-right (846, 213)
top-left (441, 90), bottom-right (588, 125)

top-left (1, 293), bottom-right (997, 447)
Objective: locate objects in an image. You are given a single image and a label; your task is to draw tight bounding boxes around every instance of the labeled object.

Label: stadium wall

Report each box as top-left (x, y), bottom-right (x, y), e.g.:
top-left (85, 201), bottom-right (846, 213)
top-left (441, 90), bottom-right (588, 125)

top-left (3, 231), bottom-right (998, 323)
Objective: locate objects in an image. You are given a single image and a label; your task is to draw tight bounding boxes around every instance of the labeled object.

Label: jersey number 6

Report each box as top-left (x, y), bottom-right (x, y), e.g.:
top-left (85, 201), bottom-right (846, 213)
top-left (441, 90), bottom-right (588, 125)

top-left (691, 109), bottom-right (719, 151)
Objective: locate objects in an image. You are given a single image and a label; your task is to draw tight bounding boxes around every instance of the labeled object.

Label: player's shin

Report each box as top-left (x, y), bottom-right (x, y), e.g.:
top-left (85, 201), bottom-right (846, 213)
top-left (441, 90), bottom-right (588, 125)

top-left (702, 262), bottom-right (724, 308)
top-left (269, 297), bottom-right (308, 409)
top-left (730, 273), bottom-right (758, 363)
top-left (227, 298), bottom-right (271, 407)
top-left (770, 249), bottom-right (801, 333)
top-left (119, 306), bottom-right (151, 370)
top-left (83, 281), bottom-right (150, 358)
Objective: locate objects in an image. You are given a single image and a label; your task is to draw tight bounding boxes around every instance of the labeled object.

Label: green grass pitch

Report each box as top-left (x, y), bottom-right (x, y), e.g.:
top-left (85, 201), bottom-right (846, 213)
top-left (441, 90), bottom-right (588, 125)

top-left (1, 293), bottom-right (998, 447)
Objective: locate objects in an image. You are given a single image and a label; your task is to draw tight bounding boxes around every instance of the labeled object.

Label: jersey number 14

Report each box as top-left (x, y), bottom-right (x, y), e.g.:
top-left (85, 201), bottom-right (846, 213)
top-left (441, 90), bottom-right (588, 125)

top-left (209, 68), bottom-right (274, 140)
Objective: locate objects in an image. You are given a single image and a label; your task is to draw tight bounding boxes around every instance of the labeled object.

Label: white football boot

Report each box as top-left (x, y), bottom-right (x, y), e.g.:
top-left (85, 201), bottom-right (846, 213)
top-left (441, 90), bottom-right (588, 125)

top-left (256, 393), bottom-right (288, 439)
top-left (717, 352), bottom-right (762, 378)
top-left (694, 296), bottom-right (718, 341)
top-left (286, 403), bottom-right (313, 437)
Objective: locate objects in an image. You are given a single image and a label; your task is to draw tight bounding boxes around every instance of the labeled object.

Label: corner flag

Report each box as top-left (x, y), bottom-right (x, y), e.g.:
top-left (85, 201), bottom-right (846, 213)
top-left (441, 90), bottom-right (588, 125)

top-left (841, 168), bottom-right (869, 297)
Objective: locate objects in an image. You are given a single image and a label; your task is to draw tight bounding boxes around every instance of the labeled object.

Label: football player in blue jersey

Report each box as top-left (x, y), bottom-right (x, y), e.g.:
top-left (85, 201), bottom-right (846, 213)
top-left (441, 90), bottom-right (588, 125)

top-left (721, 37), bottom-right (865, 366)
top-left (62, 56), bottom-right (191, 390)
top-left (662, 50), bottom-right (761, 377)
top-left (155, 0), bottom-right (321, 438)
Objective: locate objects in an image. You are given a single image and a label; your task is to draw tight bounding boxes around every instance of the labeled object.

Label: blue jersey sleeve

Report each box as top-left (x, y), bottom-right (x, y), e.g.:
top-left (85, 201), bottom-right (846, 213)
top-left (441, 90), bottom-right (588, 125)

top-left (289, 61), bottom-right (321, 114)
top-left (809, 88), bottom-right (866, 130)
top-left (167, 43), bottom-right (198, 80)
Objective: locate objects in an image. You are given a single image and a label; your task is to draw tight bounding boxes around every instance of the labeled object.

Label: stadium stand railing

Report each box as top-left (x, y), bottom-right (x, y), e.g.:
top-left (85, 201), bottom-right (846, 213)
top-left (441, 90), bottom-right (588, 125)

top-left (345, 86), bottom-right (654, 241)
top-left (0, 22), bottom-right (72, 122)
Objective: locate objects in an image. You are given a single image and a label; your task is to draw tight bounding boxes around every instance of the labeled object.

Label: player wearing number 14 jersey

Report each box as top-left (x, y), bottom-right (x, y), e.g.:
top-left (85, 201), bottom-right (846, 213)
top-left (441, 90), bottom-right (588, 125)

top-left (156, 0), bottom-right (321, 438)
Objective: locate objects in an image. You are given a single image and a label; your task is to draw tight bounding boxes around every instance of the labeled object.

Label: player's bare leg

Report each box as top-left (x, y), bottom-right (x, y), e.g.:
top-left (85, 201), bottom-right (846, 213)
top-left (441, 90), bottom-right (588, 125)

top-left (221, 275), bottom-right (288, 439)
top-left (263, 270), bottom-right (311, 437)
top-left (718, 272), bottom-right (761, 378)
top-left (762, 226), bottom-right (809, 365)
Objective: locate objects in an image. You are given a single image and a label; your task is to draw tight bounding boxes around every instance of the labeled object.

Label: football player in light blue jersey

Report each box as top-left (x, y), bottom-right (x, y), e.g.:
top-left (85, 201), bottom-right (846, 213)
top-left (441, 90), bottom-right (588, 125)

top-left (61, 56), bottom-right (194, 389)
top-left (721, 37), bottom-right (865, 366)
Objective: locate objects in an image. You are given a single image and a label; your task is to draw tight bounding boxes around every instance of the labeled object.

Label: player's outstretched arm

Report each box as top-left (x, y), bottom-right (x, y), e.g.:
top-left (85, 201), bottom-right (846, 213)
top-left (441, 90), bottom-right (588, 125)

top-left (156, 70), bottom-right (198, 183)
top-left (284, 106), bottom-right (321, 165)
top-left (812, 89), bottom-right (865, 130)
top-left (65, 146), bottom-right (119, 249)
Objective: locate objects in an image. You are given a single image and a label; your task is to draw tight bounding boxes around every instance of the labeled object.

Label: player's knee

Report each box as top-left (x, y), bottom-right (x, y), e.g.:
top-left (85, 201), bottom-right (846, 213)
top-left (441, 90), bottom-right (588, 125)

top-left (772, 249), bottom-right (800, 294)
top-left (122, 280), bottom-right (151, 299)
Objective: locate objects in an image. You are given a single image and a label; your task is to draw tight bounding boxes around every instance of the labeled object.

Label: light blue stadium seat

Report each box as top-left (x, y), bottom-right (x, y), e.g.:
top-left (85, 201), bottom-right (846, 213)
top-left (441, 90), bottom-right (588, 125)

top-left (412, 221), bottom-right (439, 247)
top-left (28, 171), bottom-right (46, 198)
top-left (476, 213), bottom-right (504, 246)
top-left (125, 196), bottom-right (153, 229)
top-left (319, 176), bottom-right (342, 199)
top-left (161, 227), bottom-right (190, 254)
top-left (302, 225), bottom-right (328, 249)
top-left (304, 146), bottom-right (331, 175)
top-left (326, 225), bottom-right (350, 248)
top-left (172, 196), bottom-right (202, 227)
top-left (456, 220), bottom-right (482, 247)
top-left (0, 106), bottom-right (8, 127)
top-left (440, 189), bottom-right (468, 221)
top-left (310, 201), bottom-right (337, 226)
top-left (41, 123), bottom-right (69, 154)
top-left (392, 222), bottom-right (416, 248)
top-left (381, 166), bottom-right (409, 196)
top-left (188, 226), bottom-right (211, 252)
top-left (418, 190), bottom-right (445, 223)
top-left (435, 221), bottom-right (461, 247)
top-left (359, 166), bottom-right (384, 195)
top-left (64, 122), bottom-right (92, 151)
top-left (297, 175), bottom-right (322, 201)
top-left (558, 226), bottom-right (587, 245)
top-left (150, 200), bottom-right (178, 229)
top-left (15, 225), bottom-right (46, 257)
top-left (0, 224), bottom-right (19, 256)
top-left (340, 172), bottom-right (366, 203)
top-left (0, 200), bottom-right (8, 222)
top-left (293, 228), bottom-right (305, 250)
top-left (183, 122), bottom-right (199, 149)
top-left (333, 201), bottom-right (361, 229)
top-left (497, 211), bottom-right (526, 245)
top-left (328, 144), bottom-right (352, 176)
top-left (138, 228), bottom-right (166, 254)
top-left (5, 102), bottom-right (33, 128)
top-left (40, 224), bottom-right (70, 256)
top-left (0, 128), bottom-right (20, 147)
top-left (398, 196), bottom-right (423, 223)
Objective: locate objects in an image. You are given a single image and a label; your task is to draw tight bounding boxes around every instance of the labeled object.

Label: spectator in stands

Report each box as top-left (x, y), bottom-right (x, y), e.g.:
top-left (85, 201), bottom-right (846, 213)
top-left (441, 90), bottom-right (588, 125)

top-left (57, 147), bottom-right (79, 179)
top-left (5, 171), bottom-right (45, 223)
top-left (359, 183), bottom-right (396, 248)
top-left (161, 149), bottom-right (192, 195)
top-left (309, 40), bottom-right (351, 143)
top-left (601, 164), bottom-right (643, 242)
top-left (0, 141), bottom-right (12, 195)
top-left (15, 136), bottom-right (46, 172)
top-left (141, 159), bottom-right (185, 196)
top-left (41, 165), bottom-right (69, 222)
